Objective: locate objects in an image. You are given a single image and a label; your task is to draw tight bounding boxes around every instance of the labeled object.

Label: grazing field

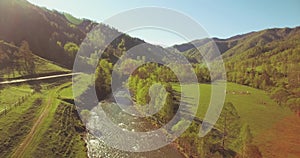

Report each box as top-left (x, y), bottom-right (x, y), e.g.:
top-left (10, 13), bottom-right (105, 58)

top-left (173, 82), bottom-right (296, 157)
top-left (173, 82), bottom-right (292, 134)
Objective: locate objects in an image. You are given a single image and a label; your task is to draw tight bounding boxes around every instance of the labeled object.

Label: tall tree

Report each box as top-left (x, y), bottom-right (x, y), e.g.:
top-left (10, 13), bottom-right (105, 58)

top-left (217, 102), bottom-right (240, 152)
top-left (0, 47), bottom-right (9, 77)
top-left (95, 59), bottom-right (113, 100)
top-left (19, 41), bottom-right (35, 75)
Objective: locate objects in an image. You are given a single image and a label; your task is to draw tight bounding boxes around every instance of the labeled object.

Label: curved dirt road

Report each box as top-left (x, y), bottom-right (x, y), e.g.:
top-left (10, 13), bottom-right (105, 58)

top-left (11, 90), bottom-right (56, 158)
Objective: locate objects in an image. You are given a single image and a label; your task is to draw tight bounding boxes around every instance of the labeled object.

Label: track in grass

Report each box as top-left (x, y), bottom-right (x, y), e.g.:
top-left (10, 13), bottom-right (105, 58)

top-left (11, 89), bottom-right (56, 158)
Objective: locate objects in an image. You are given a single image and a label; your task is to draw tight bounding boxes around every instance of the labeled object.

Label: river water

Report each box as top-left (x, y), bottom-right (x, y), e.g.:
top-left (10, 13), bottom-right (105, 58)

top-left (85, 101), bottom-right (185, 158)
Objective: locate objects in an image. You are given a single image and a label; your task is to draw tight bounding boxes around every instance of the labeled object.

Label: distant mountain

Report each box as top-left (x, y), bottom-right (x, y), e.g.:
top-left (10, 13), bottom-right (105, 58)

top-left (171, 27), bottom-right (300, 62)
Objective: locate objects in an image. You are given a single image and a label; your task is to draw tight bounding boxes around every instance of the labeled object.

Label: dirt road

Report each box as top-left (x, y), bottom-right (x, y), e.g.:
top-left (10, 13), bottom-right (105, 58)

top-left (11, 90), bottom-right (56, 158)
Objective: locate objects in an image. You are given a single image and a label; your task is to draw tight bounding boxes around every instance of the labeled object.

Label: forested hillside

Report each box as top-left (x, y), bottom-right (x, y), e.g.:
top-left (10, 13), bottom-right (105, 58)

top-left (172, 27), bottom-right (300, 112)
top-left (0, 0), bottom-right (88, 68)
top-left (0, 0), bottom-right (144, 69)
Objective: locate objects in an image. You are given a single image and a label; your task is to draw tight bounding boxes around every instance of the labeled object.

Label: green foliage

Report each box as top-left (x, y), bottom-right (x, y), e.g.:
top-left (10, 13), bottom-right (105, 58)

top-left (223, 35), bottom-right (300, 111)
top-left (0, 40), bottom-right (36, 76)
top-left (194, 64), bottom-right (211, 82)
top-left (118, 58), bottom-right (143, 76)
top-left (126, 62), bottom-right (178, 122)
top-left (235, 124), bottom-right (262, 158)
top-left (234, 124), bottom-right (262, 158)
top-left (56, 41), bottom-right (62, 47)
top-left (116, 38), bottom-right (126, 57)
top-left (217, 102), bottom-right (241, 150)
top-left (271, 87), bottom-right (290, 105)
top-left (95, 59), bottom-right (113, 100)
top-left (64, 42), bottom-right (79, 58)
top-left (136, 80), bottom-right (151, 105)
top-left (235, 125), bottom-right (251, 152)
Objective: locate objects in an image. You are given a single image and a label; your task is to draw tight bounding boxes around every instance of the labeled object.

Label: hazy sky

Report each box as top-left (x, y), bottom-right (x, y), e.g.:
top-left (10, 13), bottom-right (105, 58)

top-left (28, 0), bottom-right (300, 46)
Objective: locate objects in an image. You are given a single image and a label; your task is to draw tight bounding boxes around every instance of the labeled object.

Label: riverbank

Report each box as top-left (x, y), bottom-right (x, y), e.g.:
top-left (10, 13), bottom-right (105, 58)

top-left (84, 100), bottom-right (186, 158)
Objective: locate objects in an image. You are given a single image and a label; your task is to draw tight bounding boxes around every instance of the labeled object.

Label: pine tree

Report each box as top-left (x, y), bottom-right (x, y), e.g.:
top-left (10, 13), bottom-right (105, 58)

top-left (217, 102), bottom-right (240, 152)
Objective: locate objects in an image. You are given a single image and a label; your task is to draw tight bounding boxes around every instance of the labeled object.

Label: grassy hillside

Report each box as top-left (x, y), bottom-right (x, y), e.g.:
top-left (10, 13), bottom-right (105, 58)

top-left (0, 40), bottom-right (69, 79)
top-left (63, 13), bottom-right (84, 25)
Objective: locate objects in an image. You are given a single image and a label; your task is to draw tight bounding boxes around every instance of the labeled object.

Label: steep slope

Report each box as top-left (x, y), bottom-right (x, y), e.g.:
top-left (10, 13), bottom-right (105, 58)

top-left (0, 0), bottom-right (151, 69)
top-left (0, 0), bottom-right (87, 68)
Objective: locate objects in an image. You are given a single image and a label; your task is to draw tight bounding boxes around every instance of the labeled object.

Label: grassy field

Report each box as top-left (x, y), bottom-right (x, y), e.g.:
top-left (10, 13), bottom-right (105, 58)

top-left (0, 84), bottom-right (33, 111)
top-left (0, 81), bottom-right (86, 157)
top-left (173, 82), bottom-right (292, 134)
top-left (29, 100), bottom-right (86, 157)
top-left (173, 82), bottom-right (298, 157)
top-left (0, 89), bottom-right (44, 157)
top-left (21, 83), bottom-right (86, 157)
top-left (58, 84), bottom-right (74, 99)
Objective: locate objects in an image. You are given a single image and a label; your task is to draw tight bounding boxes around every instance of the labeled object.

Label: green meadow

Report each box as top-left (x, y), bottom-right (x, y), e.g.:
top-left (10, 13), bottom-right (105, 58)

top-left (173, 82), bottom-right (291, 135)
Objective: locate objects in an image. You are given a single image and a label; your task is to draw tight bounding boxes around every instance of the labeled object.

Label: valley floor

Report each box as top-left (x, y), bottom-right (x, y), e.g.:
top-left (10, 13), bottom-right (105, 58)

top-left (0, 78), bottom-right (299, 157)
